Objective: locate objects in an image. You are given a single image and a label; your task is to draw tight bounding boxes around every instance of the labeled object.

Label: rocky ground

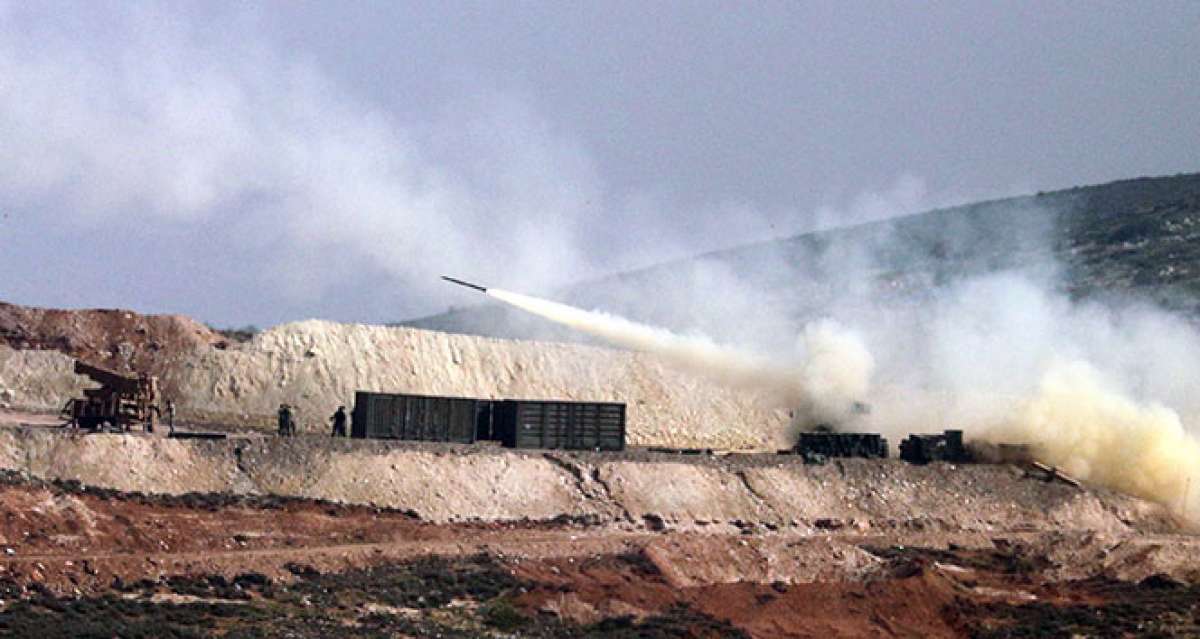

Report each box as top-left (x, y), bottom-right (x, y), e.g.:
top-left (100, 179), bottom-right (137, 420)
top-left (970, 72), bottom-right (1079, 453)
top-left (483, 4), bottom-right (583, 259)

top-left (0, 460), bottom-right (1197, 638)
top-left (0, 416), bottom-right (1195, 636)
top-left (0, 418), bottom-right (1176, 533)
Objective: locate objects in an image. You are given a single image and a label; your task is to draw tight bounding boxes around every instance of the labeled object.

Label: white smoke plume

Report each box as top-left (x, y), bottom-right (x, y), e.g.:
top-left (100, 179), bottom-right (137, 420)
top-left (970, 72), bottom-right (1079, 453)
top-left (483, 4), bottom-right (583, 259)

top-left (495, 204), bottom-right (1200, 523)
top-left (0, 5), bottom-right (651, 323)
top-left (487, 288), bottom-right (873, 425)
top-left (797, 320), bottom-right (875, 418)
top-left (0, 4), bottom-right (814, 325)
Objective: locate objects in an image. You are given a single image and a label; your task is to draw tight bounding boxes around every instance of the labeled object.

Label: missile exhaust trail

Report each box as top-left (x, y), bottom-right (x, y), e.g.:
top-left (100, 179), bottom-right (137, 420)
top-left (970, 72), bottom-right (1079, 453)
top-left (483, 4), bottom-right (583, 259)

top-left (439, 275), bottom-right (791, 395)
top-left (441, 276), bottom-right (488, 293)
top-left (437, 275), bottom-right (874, 436)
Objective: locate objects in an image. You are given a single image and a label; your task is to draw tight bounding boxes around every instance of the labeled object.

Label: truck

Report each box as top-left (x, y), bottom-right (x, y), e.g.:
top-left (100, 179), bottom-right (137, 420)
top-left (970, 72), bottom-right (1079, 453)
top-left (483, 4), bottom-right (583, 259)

top-left (62, 360), bottom-right (160, 432)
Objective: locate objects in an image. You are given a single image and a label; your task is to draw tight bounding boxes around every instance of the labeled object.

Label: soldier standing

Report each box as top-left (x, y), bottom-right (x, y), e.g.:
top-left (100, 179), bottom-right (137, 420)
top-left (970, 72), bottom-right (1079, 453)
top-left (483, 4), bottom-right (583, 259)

top-left (330, 405), bottom-right (347, 438)
top-left (278, 403), bottom-right (295, 437)
top-left (166, 400), bottom-right (177, 434)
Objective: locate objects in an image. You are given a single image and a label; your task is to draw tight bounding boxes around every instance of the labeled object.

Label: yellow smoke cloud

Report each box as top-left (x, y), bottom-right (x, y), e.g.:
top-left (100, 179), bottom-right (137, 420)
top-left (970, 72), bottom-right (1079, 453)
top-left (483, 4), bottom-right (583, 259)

top-left (986, 360), bottom-right (1200, 519)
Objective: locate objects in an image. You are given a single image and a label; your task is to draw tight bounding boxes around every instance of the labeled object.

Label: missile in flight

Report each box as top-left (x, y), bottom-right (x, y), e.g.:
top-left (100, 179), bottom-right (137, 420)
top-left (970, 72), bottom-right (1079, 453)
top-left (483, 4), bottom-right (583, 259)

top-left (441, 275), bottom-right (488, 293)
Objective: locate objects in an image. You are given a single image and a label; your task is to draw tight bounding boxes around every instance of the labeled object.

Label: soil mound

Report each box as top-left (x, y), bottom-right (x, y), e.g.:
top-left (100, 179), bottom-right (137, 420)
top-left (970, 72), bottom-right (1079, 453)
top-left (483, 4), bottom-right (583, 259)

top-left (0, 301), bottom-right (222, 376)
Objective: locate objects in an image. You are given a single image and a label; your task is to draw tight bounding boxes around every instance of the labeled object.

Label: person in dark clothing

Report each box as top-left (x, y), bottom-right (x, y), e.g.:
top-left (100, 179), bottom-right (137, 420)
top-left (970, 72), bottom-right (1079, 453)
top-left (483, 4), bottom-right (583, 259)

top-left (166, 400), bottom-right (177, 434)
top-left (278, 403), bottom-right (295, 437)
top-left (330, 405), bottom-right (347, 437)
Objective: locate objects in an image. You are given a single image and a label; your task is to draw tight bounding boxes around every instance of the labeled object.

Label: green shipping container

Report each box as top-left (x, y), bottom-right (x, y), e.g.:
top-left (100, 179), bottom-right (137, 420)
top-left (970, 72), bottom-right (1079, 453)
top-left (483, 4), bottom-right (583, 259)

top-left (350, 391), bottom-right (488, 443)
top-left (494, 400), bottom-right (626, 451)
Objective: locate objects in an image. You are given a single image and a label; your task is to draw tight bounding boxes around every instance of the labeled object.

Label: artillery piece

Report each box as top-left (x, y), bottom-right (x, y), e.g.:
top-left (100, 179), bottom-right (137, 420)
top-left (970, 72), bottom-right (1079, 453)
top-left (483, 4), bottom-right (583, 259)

top-left (62, 360), bottom-right (160, 432)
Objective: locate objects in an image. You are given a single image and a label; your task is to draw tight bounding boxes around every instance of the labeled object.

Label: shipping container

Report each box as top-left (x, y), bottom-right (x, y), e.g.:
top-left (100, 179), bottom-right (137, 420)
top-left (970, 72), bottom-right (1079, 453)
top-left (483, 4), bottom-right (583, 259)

top-left (493, 400), bottom-right (626, 451)
top-left (350, 391), bottom-right (491, 443)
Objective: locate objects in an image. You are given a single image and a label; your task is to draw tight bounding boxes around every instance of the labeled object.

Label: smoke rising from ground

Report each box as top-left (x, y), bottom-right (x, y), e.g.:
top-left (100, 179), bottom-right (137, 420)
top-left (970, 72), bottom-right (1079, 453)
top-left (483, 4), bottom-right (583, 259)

top-left (993, 361), bottom-right (1200, 518)
top-left (492, 194), bottom-right (1200, 521)
top-left (846, 270), bottom-right (1200, 521)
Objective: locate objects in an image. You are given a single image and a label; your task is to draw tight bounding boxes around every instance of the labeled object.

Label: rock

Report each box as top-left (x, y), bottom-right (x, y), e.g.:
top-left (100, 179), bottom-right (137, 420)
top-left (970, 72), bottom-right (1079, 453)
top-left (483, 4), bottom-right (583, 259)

top-left (539, 592), bottom-right (601, 624)
top-left (814, 518), bottom-right (845, 530)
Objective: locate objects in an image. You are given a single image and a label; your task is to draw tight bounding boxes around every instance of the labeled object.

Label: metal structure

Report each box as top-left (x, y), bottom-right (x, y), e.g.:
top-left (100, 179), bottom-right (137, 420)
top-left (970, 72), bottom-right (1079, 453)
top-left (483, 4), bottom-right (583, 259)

top-left (441, 275), bottom-right (488, 293)
top-left (493, 399), bottom-right (626, 451)
top-left (350, 391), bottom-right (627, 451)
top-left (62, 360), bottom-right (159, 432)
top-left (899, 429), bottom-right (971, 464)
top-left (1029, 461), bottom-right (1081, 487)
top-left (792, 432), bottom-right (889, 460)
top-left (351, 391), bottom-right (490, 443)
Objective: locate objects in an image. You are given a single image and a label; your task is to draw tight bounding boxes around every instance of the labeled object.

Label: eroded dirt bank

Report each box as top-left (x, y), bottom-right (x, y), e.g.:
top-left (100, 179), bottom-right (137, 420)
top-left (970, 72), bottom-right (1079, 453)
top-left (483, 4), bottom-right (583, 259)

top-left (0, 301), bottom-right (222, 378)
top-left (0, 427), bottom-right (1194, 637)
top-left (0, 426), bottom-right (1175, 535)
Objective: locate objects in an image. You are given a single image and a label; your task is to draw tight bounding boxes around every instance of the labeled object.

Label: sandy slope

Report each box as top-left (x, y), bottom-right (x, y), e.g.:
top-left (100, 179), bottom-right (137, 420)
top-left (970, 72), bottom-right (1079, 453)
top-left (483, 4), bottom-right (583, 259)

top-left (0, 426), bottom-right (1174, 535)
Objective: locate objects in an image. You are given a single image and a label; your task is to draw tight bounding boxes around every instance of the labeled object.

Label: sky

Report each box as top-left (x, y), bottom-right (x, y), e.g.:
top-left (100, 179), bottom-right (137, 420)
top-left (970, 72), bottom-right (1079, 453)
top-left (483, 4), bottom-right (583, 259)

top-left (0, 1), bottom-right (1197, 327)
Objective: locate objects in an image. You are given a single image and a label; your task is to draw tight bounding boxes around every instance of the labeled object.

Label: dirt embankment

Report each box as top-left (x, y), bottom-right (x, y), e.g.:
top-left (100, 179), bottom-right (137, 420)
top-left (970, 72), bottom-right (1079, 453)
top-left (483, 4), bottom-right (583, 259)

top-left (167, 320), bottom-right (790, 448)
top-left (0, 427), bottom-right (1175, 536)
top-left (0, 349), bottom-right (81, 414)
top-left (0, 301), bottom-right (222, 376)
top-left (0, 301), bottom-right (790, 449)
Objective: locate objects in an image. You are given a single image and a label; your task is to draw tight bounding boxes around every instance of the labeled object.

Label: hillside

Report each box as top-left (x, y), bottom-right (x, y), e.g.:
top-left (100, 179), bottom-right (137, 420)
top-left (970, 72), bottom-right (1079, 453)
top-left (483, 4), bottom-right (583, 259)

top-left (403, 172), bottom-right (1200, 340)
top-left (0, 302), bottom-right (224, 376)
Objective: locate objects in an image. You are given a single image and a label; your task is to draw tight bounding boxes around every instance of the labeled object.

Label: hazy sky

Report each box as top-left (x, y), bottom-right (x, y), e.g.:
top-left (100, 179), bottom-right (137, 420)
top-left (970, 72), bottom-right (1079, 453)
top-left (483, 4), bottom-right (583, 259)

top-left (1, 1), bottom-right (1197, 327)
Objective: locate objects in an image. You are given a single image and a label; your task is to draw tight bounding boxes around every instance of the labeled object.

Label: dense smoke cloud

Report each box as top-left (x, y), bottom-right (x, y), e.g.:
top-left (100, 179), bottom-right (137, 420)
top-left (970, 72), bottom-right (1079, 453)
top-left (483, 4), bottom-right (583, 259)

top-left (592, 191), bottom-right (1200, 521)
top-left (855, 272), bottom-right (1200, 521)
top-left (996, 361), bottom-right (1200, 516)
top-left (492, 196), bottom-right (1200, 521)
